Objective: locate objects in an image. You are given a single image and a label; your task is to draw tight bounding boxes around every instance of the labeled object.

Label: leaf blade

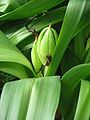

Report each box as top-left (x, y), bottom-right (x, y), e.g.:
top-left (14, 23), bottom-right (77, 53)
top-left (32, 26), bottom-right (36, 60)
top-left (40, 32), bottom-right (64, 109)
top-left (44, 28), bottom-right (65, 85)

top-left (0, 76), bottom-right (61, 120)
top-left (0, 0), bottom-right (64, 21)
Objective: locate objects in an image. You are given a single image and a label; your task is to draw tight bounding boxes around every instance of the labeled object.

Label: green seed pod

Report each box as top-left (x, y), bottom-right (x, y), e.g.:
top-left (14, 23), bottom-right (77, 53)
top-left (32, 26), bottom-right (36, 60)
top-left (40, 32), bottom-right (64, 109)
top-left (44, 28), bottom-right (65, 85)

top-left (31, 37), bottom-right (42, 73)
top-left (37, 25), bottom-right (58, 66)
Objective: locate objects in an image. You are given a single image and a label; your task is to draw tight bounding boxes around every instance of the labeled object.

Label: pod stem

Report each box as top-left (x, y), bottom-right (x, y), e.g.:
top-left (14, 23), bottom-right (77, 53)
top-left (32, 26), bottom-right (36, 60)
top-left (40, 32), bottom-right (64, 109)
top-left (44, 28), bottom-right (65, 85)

top-left (49, 23), bottom-right (51, 28)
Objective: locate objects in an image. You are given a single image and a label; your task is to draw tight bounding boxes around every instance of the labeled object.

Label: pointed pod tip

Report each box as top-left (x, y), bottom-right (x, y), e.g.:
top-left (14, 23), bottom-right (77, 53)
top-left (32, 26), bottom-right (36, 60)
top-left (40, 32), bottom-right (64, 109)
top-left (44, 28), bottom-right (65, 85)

top-left (49, 23), bottom-right (51, 28)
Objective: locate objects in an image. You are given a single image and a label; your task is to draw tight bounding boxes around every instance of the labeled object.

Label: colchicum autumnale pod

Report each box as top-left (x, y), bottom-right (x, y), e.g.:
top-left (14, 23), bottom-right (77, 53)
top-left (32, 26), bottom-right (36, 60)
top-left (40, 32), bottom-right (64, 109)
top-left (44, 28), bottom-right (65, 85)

top-left (37, 25), bottom-right (58, 66)
top-left (31, 36), bottom-right (42, 74)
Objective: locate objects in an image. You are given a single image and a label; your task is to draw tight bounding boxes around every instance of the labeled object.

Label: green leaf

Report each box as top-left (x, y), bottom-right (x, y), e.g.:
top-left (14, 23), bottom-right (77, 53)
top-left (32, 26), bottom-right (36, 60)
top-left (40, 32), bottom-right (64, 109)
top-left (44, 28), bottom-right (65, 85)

top-left (0, 31), bottom-right (36, 78)
top-left (0, 0), bottom-right (31, 13)
top-left (74, 80), bottom-right (90, 120)
top-left (74, 1), bottom-right (90, 36)
top-left (60, 48), bottom-right (81, 75)
top-left (0, 62), bottom-right (29, 79)
top-left (9, 26), bottom-right (31, 45)
top-left (85, 48), bottom-right (90, 63)
top-left (45, 0), bottom-right (89, 76)
top-left (0, 0), bottom-right (64, 21)
top-left (74, 31), bottom-right (85, 60)
top-left (60, 64), bottom-right (90, 119)
top-left (0, 76), bottom-right (61, 120)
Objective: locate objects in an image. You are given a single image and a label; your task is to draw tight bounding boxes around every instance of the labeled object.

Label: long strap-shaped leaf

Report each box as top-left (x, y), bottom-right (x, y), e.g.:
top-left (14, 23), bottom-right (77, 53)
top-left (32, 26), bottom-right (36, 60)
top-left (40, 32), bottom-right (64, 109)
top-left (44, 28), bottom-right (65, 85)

top-left (0, 31), bottom-right (36, 78)
top-left (0, 0), bottom-right (64, 21)
top-left (0, 76), bottom-right (61, 120)
top-left (60, 64), bottom-right (90, 119)
top-left (0, 62), bottom-right (29, 79)
top-left (74, 1), bottom-right (90, 36)
top-left (0, 0), bottom-right (31, 13)
top-left (45, 0), bottom-right (88, 76)
top-left (74, 31), bottom-right (85, 59)
top-left (74, 80), bottom-right (90, 120)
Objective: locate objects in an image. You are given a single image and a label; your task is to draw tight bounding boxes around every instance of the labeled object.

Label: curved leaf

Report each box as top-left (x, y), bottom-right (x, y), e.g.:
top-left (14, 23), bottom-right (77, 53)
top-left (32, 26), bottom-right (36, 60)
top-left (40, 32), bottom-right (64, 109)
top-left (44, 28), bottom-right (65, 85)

top-left (74, 80), bottom-right (90, 120)
top-left (60, 64), bottom-right (90, 119)
top-left (0, 31), bottom-right (36, 77)
top-left (0, 0), bottom-right (31, 13)
top-left (0, 76), bottom-right (61, 120)
top-left (0, 0), bottom-right (64, 21)
top-left (0, 62), bottom-right (29, 79)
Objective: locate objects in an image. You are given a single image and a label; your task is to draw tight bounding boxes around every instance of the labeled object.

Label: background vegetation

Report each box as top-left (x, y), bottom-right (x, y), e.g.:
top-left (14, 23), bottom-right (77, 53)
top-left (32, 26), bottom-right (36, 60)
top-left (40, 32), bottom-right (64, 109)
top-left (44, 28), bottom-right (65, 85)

top-left (0, 0), bottom-right (90, 120)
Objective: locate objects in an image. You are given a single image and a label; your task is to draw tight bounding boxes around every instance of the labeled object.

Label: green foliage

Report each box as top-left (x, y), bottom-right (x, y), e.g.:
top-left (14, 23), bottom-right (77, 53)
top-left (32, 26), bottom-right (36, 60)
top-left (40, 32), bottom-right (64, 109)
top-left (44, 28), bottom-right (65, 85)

top-left (0, 0), bottom-right (90, 120)
top-left (74, 80), bottom-right (90, 120)
top-left (0, 76), bottom-right (60, 120)
top-left (0, 0), bottom-right (64, 20)
top-left (0, 31), bottom-right (35, 78)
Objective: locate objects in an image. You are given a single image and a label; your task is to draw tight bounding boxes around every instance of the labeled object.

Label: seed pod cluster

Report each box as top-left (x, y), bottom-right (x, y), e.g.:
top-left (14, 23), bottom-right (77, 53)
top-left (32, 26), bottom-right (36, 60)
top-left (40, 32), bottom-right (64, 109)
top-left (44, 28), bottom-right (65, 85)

top-left (31, 25), bottom-right (58, 75)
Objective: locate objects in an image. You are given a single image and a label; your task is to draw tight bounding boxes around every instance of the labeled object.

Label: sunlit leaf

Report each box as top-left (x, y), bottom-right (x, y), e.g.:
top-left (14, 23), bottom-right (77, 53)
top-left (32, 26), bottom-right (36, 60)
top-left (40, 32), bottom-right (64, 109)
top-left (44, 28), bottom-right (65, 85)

top-left (74, 80), bottom-right (90, 120)
top-left (0, 31), bottom-right (36, 78)
top-left (0, 76), bottom-right (61, 120)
